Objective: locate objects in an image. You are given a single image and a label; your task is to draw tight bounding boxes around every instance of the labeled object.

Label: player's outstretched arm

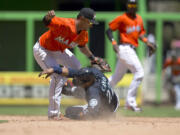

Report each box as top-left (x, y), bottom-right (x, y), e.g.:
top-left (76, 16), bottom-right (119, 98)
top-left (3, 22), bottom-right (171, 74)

top-left (106, 28), bottom-right (114, 42)
top-left (78, 45), bottom-right (101, 64)
top-left (106, 28), bottom-right (119, 53)
top-left (139, 35), bottom-right (157, 56)
top-left (39, 66), bottom-right (79, 79)
top-left (79, 45), bottom-right (94, 60)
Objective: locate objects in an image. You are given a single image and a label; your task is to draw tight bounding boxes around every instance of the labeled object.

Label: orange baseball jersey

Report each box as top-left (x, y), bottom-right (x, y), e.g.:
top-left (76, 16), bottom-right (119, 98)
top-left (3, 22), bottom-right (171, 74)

top-left (164, 58), bottom-right (180, 76)
top-left (40, 16), bottom-right (88, 52)
top-left (109, 13), bottom-right (146, 47)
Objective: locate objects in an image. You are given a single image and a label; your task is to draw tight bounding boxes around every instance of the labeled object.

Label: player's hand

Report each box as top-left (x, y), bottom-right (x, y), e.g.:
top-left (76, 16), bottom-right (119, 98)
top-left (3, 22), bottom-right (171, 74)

top-left (146, 41), bottom-right (155, 49)
top-left (146, 41), bottom-right (157, 56)
top-left (113, 45), bottom-right (120, 54)
top-left (91, 57), bottom-right (101, 64)
top-left (47, 10), bottom-right (55, 17)
top-left (39, 68), bottom-right (54, 79)
top-left (91, 57), bottom-right (112, 72)
top-left (45, 10), bottom-right (55, 21)
top-left (94, 57), bottom-right (101, 64)
top-left (43, 10), bottom-right (56, 26)
top-left (111, 40), bottom-right (119, 53)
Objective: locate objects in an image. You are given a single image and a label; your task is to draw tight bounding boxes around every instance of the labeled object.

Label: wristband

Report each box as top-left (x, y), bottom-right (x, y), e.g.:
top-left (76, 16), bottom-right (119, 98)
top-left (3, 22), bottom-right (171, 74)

top-left (88, 55), bottom-right (95, 61)
top-left (142, 37), bottom-right (148, 43)
top-left (52, 66), bottom-right (62, 74)
top-left (68, 68), bottom-right (79, 77)
top-left (112, 40), bottom-right (117, 46)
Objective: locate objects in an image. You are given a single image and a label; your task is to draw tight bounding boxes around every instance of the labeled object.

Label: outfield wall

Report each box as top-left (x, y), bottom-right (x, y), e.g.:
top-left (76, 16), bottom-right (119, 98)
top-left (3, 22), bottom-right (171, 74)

top-left (0, 72), bottom-right (142, 106)
top-left (1, 11), bottom-right (180, 104)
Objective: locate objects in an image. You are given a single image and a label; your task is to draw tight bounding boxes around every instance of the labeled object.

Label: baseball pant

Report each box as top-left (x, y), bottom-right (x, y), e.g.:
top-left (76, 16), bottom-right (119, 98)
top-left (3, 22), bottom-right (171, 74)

top-left (33, 41), bottom-right (81, 118)
top-left (109, 44), bottom-right (144, 107)
top-left (174, 84), bottom-right (180, 109)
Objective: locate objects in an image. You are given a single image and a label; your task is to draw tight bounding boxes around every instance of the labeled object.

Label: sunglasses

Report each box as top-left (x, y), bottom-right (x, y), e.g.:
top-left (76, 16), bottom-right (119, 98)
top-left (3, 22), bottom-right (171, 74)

top-left (127, 4), bottom-right (137, 8)
top-left (82, 17), bottom-right (93, 25)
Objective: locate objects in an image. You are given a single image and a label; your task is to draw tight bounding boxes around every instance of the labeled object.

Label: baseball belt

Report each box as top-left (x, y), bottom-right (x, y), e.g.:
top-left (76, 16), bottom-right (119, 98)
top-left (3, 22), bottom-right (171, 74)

top-left (120, 44), bottom-right (136, 50)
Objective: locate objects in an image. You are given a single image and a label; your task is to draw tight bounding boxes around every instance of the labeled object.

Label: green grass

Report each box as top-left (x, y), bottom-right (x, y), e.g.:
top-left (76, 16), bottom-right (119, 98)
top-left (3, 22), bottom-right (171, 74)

top-left (0, 105), bottom-right (180, 117)
top-left (0, 106), bottom-right (48, 116)
top-left (0, 120), bottom-right (8, 123)
top-left (118, 106), bottom-right (180, 117)
top-left (0, 105), bottom-right (66, 116)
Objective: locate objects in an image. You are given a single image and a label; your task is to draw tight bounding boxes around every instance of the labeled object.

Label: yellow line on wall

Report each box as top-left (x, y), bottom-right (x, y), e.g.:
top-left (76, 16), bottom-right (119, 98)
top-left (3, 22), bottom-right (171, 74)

top-left (0, 72), bottom-right (133, 85)
top-left (0, 98), bottom-right (86, 106)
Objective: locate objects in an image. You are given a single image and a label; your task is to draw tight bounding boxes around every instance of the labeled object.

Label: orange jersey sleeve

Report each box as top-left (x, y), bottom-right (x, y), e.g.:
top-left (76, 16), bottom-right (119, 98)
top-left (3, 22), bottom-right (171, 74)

top-left (163, 58), bottom-right (172, 69)
top-left (109, 15), bottom-right (124, 31)
top-left (164, 58), bottom-right (180, 76)
top-left (138, 15), bottom-right (146, 36)
top-left (163, 58), bottom-right (180, 68)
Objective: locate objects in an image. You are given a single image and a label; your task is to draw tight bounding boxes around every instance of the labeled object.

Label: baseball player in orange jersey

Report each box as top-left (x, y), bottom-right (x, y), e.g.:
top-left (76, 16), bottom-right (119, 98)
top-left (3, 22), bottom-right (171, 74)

top-left (163, 51), bottom-right (180, 110)
top-left (106, 0), bottom-right (156, 112)
top-left (33, 8), bottom-right (99, 119)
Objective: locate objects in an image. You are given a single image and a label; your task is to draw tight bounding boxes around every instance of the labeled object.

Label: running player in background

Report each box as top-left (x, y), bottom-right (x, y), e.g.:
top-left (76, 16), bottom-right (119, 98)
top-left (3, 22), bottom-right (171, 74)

top-left (33, 8), bottom-right (100, 120)
top-left (163, 50), bottom-right (180, 110)
top-left (106, 0), bottom-right (156, 112)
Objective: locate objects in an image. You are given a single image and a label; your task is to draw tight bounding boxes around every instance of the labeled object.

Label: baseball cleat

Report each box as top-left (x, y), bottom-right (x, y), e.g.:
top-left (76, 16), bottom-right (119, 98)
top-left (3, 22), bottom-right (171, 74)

top-left (48, 114), bottom-right (70, 121)
top-left (175, 104), bottom-right (180, 110)
top-left (125, 105), bottom-right (142, 112)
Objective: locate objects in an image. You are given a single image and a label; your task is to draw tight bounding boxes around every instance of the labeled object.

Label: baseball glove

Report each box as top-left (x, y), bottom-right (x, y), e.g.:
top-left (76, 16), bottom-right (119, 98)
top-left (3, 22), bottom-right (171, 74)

top-left (91, 57), bottom-right (111, 72)
top-left (148, 43), bottom-right (157, 56)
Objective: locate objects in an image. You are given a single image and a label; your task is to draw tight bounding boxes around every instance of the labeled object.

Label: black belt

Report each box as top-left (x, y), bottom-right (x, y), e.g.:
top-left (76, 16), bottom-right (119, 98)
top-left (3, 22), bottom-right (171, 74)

top-left (37, 39), bottom-right (40, 43)
top-left (120, 44), bottom-right (136, 49)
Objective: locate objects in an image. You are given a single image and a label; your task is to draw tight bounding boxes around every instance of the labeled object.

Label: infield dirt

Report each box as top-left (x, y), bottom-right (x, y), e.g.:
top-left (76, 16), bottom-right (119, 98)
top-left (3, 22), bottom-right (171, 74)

top-left (0, 116), bottom-right (180, 135)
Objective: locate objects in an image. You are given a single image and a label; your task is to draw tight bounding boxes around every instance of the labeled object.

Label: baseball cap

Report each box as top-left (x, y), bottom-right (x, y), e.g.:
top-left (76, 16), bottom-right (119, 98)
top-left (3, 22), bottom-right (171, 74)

top-left (127, 0), bottom-right (137, 4)
top-left (78, 8), bottom-right (99, 25)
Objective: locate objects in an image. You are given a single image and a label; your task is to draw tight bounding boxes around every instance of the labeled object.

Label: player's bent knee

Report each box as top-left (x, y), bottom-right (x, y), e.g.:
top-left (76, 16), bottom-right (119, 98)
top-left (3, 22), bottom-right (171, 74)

top-left (134, 74), bottom-right (144, 82)
top-left (139, 72), bottom-right (144, 80)
top-left (137, 76), bottom-right (143, 82)
top-left (135, 70), bottom-right (144, 81)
